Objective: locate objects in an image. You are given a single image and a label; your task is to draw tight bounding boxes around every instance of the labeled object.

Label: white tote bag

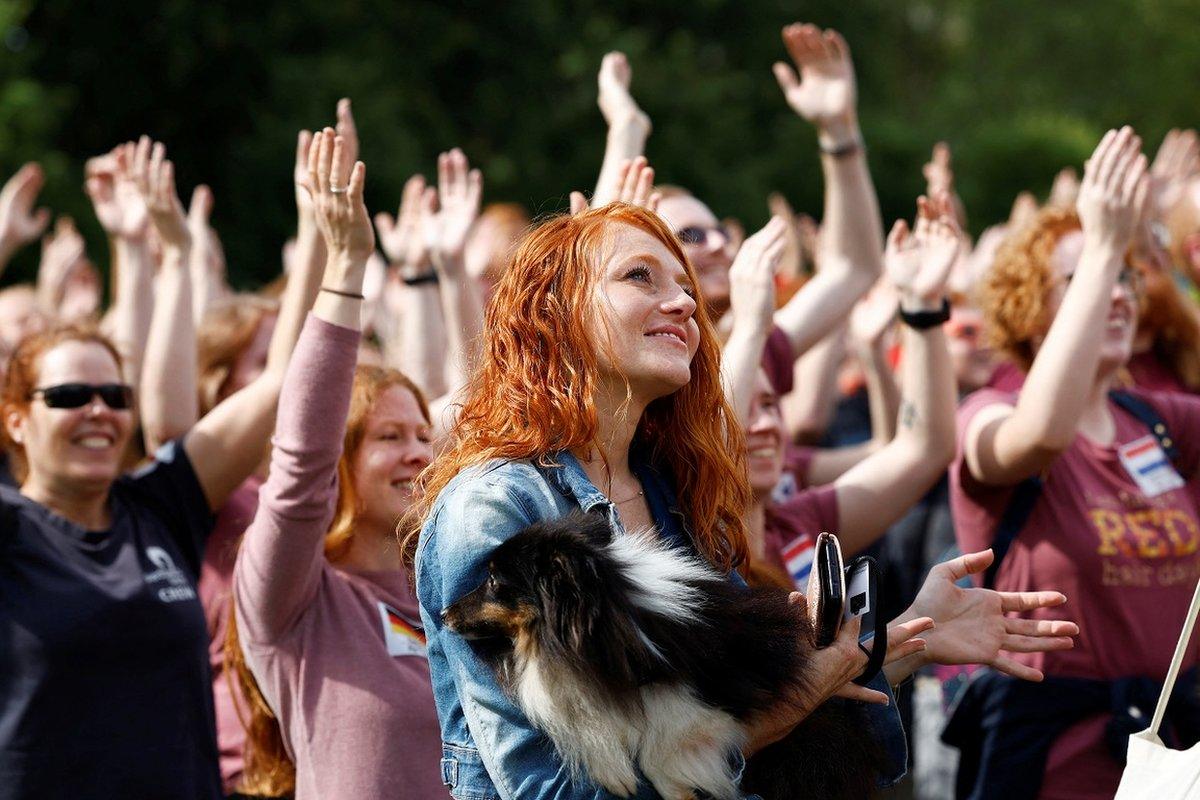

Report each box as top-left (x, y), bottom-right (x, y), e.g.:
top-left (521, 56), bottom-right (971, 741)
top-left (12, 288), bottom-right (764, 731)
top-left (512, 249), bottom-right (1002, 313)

top-left (1114, 576), bottom-right (1200, 798)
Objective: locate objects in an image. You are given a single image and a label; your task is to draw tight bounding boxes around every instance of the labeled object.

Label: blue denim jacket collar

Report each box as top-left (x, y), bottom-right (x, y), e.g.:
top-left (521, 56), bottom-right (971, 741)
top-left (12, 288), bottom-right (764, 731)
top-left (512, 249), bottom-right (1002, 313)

top-left (535, 448), bottom-right (691, 549)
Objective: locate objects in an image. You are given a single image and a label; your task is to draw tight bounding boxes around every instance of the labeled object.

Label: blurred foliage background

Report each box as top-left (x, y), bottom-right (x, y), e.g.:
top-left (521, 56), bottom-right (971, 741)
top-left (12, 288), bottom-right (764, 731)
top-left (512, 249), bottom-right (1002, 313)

top-left (2, 0), bottom-right (1199, 289)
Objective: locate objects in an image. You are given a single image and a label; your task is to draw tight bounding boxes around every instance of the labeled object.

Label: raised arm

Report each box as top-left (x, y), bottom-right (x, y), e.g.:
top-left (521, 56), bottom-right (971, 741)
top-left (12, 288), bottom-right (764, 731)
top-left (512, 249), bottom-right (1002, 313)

top-left (183, 126), bottom-right (339, 510)
top-left (771, 24), bottom-right (883, 357)
top-left (86, 143), bottom-right (154, 388)
top-left (963, 128), bottom-right (1148, 486)
top-left (804, 280), bottom-right (900, 485)
top-left (721, 217), bottom-right (789, 424)
top-left (591, 52), bottom-right (652, 207)
top-left (0, 163), bottom-right (50, 273)
top-left (234, 129), bottom-right (370, 640)
top-left (833, 194), bottom-right (959, 554)
top-left (186, 184), bottom-right (227, 323)
top-left (376, 174), bottom-right (449, 396)
top-left (268, 101), bottom-right (356, 371)
top-left (135, 138), bottom-right (198, 453)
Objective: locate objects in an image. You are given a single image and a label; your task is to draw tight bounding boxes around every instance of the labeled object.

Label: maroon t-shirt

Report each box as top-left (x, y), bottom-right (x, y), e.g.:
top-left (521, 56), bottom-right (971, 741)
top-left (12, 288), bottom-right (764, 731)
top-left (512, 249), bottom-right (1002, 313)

top-left (763, 484), bottom-right (840, 590)
top-left (761, 325), bottom-right (794, 396)
top-left (198, 474), bottom-right (263, 793)
top-left (951, 387), bottom-right (1200, 799)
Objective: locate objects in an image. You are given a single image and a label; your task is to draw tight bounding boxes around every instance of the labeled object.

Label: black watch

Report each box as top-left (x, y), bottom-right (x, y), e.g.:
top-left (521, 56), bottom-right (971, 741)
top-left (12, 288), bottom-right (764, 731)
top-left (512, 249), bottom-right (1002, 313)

top-left (898, 298), bottom-right (950, 329)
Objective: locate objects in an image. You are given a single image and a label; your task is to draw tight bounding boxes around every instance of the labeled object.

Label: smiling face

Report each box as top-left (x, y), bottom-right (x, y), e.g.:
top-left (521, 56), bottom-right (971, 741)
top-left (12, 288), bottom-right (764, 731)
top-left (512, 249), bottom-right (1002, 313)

top-left (656, 194), bottom-right (734, 317)
top-left (589, 222), bottom-right (701, 405)
top-left (745, 370), bottom-right (786, 498)
top-left (350, 385), bottom-right (433, 534)
top-left (1042, 230), bottom-right (1139, 370)
top-left (7, 340), bottom-right (133, 492)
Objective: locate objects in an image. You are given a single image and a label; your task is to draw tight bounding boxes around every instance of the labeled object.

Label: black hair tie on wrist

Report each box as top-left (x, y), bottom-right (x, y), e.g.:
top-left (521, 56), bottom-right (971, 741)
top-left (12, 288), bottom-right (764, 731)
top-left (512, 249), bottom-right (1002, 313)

top-left (320, 286), bottom-right (364, 300)
top-left (898, 297), bottom-right (950, 329)
top-left (401, 271), bottom-right (440, 287)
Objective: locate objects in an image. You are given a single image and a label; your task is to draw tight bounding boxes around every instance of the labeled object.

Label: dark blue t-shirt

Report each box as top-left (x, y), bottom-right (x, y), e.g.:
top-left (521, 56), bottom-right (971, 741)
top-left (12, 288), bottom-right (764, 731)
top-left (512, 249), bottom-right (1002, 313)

top-left (0, 440), bottom-right (220, 800)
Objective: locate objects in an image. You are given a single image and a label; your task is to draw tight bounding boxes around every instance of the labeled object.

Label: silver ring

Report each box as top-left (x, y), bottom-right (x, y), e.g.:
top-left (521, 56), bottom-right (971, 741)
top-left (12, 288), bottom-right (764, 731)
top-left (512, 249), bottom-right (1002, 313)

top-left (330, 186), bottom-right (348, 194)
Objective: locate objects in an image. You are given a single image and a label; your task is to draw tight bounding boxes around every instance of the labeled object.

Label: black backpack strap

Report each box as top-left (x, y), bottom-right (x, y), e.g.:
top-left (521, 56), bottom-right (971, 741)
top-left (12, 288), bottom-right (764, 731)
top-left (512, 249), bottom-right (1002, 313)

top-left (983, 476), bottom-right (1044, 589)
top-left (1109, 390), bottom-right (1180, 465)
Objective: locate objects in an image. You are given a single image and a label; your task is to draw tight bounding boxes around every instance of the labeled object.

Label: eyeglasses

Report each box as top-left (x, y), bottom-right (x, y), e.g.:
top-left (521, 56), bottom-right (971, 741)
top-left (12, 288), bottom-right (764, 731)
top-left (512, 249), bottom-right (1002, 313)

top-left (676, 224), bottom-right (730, 247)
top-left (1062, 265), bottom-right (1144, 296)
top-left (29, 383), bottom-right (134, 410)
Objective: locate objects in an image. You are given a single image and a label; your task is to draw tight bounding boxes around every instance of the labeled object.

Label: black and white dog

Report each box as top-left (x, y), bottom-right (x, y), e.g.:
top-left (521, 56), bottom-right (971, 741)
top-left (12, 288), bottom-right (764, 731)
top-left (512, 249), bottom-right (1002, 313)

top-left (441, 512), bottom-right (884, 800)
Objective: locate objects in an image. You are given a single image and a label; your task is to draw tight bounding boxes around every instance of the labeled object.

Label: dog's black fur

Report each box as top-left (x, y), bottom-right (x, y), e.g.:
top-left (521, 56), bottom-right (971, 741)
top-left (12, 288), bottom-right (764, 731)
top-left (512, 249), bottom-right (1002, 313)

top-left (443, 512), bottom-right (886, 799)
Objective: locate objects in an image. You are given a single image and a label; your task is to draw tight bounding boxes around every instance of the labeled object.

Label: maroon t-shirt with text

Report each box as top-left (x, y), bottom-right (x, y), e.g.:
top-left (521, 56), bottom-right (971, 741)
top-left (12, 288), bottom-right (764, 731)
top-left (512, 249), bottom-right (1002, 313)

top-left (951, 387), bottom-right (1200, 799)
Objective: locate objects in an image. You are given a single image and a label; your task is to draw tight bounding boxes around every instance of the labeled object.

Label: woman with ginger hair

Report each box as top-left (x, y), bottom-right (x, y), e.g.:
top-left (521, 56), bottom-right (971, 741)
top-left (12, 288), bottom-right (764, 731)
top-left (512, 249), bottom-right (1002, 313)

top-left (227, 131), bottom-right (443, 799)
top-left (947, 128), bottom-right (1200, 799)
top-left (408, 198), bottom-right (945, 798)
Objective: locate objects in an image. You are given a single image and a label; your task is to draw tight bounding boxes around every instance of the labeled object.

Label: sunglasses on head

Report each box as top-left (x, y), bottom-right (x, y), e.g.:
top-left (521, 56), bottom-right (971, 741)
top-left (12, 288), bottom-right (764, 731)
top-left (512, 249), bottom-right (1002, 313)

top-left (676, 224), bottom-right (731, 247)
top-left (29, 383), bottom-right (134, 410)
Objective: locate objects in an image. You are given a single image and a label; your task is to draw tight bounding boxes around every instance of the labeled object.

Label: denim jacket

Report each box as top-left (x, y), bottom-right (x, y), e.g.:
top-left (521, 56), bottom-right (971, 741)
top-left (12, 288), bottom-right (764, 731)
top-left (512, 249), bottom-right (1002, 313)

top-left (415, 450), bottom-right (907, 799)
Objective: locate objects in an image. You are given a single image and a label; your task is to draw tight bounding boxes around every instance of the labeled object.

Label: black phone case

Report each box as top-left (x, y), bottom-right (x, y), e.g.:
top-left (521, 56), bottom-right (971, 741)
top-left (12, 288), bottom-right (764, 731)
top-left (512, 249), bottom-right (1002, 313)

top-left (810, 532), bottom-right (845, 647)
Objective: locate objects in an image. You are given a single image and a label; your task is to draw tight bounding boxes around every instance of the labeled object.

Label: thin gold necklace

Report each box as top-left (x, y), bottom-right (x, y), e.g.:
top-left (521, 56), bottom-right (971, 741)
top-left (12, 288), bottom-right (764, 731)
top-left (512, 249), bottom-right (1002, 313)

top-left (611, 486), bottom-right (644, 504)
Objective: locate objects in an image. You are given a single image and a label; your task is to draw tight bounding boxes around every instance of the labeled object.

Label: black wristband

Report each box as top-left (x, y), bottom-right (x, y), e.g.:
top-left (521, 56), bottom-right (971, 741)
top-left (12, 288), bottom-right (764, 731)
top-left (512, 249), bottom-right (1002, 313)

top-left (898, 298), bottom-right (950, 330)
top-left (320, 286), bottom-right (364, 300)
top-left (401, 271), bottom-right (440, 287)
top-left (819, 137), bottom-right (864, 158)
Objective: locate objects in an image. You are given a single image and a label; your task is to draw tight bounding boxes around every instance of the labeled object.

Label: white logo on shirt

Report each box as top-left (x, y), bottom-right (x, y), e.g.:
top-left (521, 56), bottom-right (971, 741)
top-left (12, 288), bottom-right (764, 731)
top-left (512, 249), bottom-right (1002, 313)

top-left (143, 546), bottom-right (196, 603)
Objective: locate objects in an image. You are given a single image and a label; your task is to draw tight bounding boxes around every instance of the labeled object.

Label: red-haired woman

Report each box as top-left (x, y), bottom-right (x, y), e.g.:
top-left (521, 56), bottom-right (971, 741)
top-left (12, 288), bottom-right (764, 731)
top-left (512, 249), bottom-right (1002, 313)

top-left (409, 195), bottom-right (940, 798)
top-left (0, 150), bottom-right (291, 798)
top-left (226, 130), bottom-right (444, 800)
top-left (950, 128), bottom-right (1200, 798)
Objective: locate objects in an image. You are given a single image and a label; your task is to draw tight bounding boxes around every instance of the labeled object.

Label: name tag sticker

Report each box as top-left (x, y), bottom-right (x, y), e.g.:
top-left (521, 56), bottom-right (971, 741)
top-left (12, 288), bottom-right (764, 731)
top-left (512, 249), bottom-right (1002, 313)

top-left (1118, 435), bottom-right (1185, 498)
top-left (378, 601), bottom-right (428, 659)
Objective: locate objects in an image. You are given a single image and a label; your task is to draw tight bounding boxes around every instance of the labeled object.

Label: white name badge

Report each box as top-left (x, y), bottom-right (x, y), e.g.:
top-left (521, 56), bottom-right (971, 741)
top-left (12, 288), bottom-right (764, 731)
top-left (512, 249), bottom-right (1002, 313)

top-left (1117, 435), bottom-right (1185, 498)
top-left (378, 601), bottom-right (428, 659)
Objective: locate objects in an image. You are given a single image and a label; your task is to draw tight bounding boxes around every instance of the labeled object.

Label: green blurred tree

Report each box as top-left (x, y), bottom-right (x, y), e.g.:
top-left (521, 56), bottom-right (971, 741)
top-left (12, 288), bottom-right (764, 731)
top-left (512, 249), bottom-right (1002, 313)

top-left (0, 0), bottom-right (1196, 289)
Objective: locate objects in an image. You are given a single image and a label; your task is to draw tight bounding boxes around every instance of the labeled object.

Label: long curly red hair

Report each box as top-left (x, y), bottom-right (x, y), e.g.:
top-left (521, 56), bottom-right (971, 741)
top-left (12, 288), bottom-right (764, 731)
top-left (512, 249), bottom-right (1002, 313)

top-left (403, 203), bottom-right (750, 572)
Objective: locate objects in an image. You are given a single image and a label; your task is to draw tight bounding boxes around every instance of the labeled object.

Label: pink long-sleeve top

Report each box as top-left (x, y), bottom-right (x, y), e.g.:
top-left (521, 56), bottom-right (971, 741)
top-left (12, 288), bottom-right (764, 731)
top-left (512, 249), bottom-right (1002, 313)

top-left (232, 315), bottom-right (445, 800)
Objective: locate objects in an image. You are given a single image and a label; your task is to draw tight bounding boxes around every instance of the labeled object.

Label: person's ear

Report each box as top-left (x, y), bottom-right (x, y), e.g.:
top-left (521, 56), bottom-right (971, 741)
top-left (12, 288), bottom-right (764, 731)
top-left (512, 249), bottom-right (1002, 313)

top-left (4, 406), bottom-right (25, 445)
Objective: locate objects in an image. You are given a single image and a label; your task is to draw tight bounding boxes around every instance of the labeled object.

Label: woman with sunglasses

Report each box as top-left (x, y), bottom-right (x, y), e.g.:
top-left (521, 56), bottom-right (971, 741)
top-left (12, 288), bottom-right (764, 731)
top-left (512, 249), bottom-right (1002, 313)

top-left (948, 128), bottom-right (1200, 799)
top-left (0, 150), bottom-right (298, 800)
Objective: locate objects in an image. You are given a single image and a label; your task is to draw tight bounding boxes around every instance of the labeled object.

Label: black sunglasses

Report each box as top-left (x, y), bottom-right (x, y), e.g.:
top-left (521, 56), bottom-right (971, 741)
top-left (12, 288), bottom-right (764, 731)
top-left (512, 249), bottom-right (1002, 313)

top-left (29, 383), bottom-right (134, 410)
top-left (676, 224), bottom-right (730, 246)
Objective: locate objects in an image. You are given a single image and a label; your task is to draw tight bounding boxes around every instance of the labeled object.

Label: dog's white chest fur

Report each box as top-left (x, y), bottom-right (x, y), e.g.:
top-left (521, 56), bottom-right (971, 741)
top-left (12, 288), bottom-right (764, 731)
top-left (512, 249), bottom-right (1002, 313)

top-left (513, 530), bottom-right (747, 800)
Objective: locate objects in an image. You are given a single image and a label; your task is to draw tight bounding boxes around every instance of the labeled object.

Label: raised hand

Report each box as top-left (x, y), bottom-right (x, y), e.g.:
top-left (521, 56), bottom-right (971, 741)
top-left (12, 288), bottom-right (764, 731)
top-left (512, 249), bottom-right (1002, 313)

top-left (430, 148), bottom-right (483, 269)
top-left (1149, 128), bottom-right (1198, 216)
top-left (728, 216), bottom-right (788, 333)
top-left (597, 51), bottom-right (651, 134)
top-left (188, 184), bottom-right (227, 283)
top-left (923, 142), bottom-right (954, 197)
top-left (899, 550), bottom-right (1078, 681)
top-left (375, 174), bottom-right (432, 270)
top-left (0, 163), bottom-right (51, 260)
top-left (773, 24), bottom-right (857, 135)
top-left (294, 129), bottom-right (315, 216)
top-left (1076, 126), bottom-right (1149, 256)
top-left (576, 157), bottom-right (660, 214)
top-left (38, 216), bottom-right (87, 309)
top-left (1047, 167), bottom-right (1081, 210)
top-left (848, 277), bottom-right (898, 347)
top-left (885, 191), bottom-right (961, 308)
top-left (301, 127), bottom-right (373, 264)
top-left (131, 136), bottom-right (190, 256)
top-left (85, 143), bottom-right (150, 241)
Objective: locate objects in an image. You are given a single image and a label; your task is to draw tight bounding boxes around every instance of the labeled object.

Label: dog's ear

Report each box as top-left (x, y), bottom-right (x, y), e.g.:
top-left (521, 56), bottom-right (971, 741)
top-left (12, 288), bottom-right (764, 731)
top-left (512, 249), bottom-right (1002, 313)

top-left (536, 548), bottom-right (653, 691)
top-left (579, 512), bottom-right (614, 545)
